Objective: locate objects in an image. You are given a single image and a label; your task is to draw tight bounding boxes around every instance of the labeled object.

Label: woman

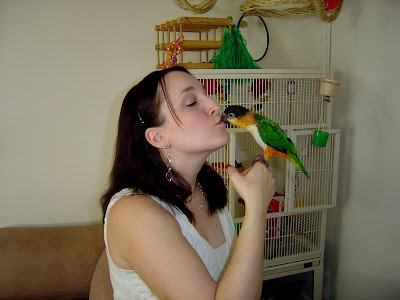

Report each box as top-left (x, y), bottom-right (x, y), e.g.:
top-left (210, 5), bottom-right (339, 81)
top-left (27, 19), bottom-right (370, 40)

top-left (101, 66), bottom-right (275, 299)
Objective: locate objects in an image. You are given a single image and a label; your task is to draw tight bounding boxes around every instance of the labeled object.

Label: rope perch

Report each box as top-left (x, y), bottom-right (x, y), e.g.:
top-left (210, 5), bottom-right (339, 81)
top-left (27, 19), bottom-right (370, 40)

top-left (173, 0), bottom-right (217, 14)
top-left (240, 0), bottom-right (343, 22)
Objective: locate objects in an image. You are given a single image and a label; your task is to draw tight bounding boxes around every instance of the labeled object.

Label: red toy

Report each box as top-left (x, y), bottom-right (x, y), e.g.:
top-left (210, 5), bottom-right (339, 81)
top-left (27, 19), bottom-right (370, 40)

top-left (324, 0), bottom-right (340, 11)
top-left (201, 79), bottom-right (218, 95)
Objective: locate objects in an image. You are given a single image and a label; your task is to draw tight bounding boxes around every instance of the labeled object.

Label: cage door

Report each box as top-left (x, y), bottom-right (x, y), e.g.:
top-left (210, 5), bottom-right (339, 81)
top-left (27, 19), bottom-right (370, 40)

top-left (285, 129), bottom-right (340, 213)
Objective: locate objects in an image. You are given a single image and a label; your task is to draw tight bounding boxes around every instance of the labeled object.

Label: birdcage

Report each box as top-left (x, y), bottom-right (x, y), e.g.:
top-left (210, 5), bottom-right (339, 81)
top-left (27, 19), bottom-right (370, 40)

top-left (192, 69), bottom-right (340, 299)
top-left (154, 17), bottom-right (234, 69)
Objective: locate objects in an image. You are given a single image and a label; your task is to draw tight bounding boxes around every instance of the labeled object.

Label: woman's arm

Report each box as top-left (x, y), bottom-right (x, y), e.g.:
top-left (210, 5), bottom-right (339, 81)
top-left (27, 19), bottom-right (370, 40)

top-left (106, 162), bottom-right (275, 300)
top-left (107, 195), bottom-right (218, 300)
top-left (217, 162), bottom-right (275, 300)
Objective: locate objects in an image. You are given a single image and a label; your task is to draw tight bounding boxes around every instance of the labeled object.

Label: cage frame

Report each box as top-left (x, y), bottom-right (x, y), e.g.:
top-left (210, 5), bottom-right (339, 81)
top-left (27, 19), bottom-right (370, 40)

top-left (193, 69), bottom-right (339, 300)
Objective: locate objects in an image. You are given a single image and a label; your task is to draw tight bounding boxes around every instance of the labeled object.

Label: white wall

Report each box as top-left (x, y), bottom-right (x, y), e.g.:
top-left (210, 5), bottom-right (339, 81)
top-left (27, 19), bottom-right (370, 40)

top-left (0, 0), bottom-right (322, 227)
top-left (1, 0), bottom-right (399, 298)
top-left (0, 0), bottom-right (242, 226)
top-left (324, 1), bottom-right (400, 299)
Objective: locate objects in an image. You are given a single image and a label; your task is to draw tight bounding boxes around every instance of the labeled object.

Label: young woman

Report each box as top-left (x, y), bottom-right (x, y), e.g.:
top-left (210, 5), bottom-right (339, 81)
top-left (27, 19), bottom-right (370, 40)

top-left (101, 66), bottom-right (276, 299)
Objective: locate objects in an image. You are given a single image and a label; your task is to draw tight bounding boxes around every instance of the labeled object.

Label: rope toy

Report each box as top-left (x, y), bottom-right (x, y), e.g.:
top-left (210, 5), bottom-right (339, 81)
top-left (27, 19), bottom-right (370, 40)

top-left (173, 0), bottom-right (217, 14)
top-left (162, 37), bottom-right (183, 70)
top-left (240, 0), bottom-right (343, 22)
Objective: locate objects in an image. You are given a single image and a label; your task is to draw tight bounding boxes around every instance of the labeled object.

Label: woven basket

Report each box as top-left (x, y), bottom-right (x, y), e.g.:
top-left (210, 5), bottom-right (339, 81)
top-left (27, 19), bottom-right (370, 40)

top-left (240, 0), bottom-right (343, 22)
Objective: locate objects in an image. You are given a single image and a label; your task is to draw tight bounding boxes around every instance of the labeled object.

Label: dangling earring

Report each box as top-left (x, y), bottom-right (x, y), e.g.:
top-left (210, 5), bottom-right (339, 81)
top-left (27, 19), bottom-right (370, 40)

top-left (165, 152), bottom-right (173, 182)
top-left (162, 146), bottom-right (173, 182)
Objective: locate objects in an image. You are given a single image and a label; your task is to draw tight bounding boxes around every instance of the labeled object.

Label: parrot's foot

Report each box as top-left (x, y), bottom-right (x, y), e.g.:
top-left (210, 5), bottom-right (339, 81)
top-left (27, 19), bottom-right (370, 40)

top-left (252, 154), bottom-right (269, 168)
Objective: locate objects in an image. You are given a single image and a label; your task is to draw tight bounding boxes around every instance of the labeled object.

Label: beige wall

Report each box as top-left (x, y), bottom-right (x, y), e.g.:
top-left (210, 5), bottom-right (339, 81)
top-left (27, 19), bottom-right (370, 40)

top-left (0, 0), bottom-right (322, 227)
top-left (324, 1), bottom-right (400, 299)
top-left (1, 0), bottom-right (399, 298)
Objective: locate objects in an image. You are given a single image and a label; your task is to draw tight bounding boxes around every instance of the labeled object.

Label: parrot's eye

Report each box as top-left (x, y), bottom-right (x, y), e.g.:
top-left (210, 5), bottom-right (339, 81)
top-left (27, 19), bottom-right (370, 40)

top-left (227, 113), bottom-right (235, 118)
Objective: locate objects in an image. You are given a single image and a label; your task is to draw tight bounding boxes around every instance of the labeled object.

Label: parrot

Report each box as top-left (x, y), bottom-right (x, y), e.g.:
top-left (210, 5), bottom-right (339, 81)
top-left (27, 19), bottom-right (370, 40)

top-left (223, 105), bottom-right (310, 179)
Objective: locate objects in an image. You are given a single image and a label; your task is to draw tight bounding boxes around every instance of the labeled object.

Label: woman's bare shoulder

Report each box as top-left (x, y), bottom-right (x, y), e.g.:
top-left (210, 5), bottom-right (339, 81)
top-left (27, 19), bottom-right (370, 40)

top-left (107, 193), bottom-right (179, 231)
top-left (107, 193), bottom-right (217, 299)
top-left (106, 193), bottom-right (182, 268)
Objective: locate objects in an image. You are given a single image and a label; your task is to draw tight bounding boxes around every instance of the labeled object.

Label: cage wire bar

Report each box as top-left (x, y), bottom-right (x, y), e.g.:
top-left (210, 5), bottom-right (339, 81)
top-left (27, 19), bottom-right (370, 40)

top-left (196, 69), bottom-right (330, 130)
top-left (287, 129), bottom-right (340, 213)
top-left (197, 70), bottom-right (338, 289)
top-left (234, 210), bottom-right (324, 267)
top-left (199, 70), bottom-right (339, 215)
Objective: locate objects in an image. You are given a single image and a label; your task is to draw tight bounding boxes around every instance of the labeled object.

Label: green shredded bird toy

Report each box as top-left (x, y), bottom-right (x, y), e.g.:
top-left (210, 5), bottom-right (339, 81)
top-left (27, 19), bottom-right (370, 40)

top-left (211, 17), bottom-right (260, 69)
top-left (223, 105), bottom-right (310, 179)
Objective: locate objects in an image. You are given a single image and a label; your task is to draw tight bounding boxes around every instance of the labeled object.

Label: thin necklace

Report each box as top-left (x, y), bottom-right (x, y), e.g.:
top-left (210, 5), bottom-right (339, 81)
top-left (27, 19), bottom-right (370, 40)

top-left (188, 182), bottom-right (205, 211)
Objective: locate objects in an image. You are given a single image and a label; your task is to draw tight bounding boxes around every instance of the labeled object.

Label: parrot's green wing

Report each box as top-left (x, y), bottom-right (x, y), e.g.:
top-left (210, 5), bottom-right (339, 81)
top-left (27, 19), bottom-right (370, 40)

top-left (254, 114), bottom-right (297, 154)
top-left (254, 113), bottom-right (310, 179)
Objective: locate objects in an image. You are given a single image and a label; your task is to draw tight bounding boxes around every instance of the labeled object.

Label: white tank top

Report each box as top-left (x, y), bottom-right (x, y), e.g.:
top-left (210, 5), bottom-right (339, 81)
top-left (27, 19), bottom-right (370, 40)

top-left (104, 188), bottom-right (236, 300)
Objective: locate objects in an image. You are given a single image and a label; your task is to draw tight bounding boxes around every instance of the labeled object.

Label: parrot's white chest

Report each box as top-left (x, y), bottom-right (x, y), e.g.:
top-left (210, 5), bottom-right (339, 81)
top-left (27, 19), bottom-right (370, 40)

top-left (247, 124), bottom-right (267, 150)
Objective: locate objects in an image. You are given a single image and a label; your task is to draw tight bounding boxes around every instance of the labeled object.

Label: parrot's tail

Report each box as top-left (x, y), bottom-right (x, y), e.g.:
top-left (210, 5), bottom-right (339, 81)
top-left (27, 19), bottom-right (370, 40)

top-left (288, 153), bottom-right (310, 179)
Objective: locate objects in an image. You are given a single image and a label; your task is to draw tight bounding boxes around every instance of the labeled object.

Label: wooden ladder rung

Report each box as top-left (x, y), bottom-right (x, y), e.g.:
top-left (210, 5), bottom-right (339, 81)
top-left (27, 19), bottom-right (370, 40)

top-left (155, 40), bottom-right (222, 51)
top-left (156, 63), bottom-right (214, 69)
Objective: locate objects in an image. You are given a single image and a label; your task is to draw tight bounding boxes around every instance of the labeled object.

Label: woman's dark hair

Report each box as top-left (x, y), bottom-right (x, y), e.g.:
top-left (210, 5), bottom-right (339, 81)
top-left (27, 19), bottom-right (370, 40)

top-left (101, 66), bottom-right (227, 223)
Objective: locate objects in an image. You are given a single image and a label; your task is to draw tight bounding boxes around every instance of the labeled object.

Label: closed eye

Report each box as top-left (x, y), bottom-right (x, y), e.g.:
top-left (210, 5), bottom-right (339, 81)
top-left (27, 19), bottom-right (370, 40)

top-left (187, 101), bottom-right (197, 107)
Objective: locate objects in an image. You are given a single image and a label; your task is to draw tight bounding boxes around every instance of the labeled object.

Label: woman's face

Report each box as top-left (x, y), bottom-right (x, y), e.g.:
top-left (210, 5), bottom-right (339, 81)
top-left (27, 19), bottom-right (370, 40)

top-left (159, 71), bottom-right (230, 156)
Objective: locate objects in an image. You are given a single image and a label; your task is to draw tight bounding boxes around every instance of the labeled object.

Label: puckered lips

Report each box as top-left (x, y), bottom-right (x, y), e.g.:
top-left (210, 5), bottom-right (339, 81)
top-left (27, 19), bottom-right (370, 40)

top-left (220, 114), bottom-right (228, 124)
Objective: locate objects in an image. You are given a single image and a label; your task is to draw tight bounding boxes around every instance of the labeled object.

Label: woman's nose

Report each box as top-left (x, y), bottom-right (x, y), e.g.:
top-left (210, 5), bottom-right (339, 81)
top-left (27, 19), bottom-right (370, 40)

top-left (207, 97), bottom-right (221, 115)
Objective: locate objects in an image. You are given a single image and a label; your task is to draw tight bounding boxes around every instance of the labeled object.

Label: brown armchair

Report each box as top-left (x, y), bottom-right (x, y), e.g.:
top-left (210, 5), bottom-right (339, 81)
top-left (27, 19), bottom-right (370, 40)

top-left (0, 224), bottom-right (113, 299)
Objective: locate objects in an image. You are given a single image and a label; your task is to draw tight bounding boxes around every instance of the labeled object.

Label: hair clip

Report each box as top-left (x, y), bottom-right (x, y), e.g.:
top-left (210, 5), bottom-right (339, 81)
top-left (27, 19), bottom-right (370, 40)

top-left (137, 110), bottom-right (145, 125)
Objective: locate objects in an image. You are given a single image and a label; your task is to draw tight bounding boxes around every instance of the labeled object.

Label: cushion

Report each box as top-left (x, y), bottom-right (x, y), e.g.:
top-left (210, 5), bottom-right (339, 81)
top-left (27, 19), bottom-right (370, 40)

top-left (0, 224), bottom-right (104, 299)
top-left (89, 250), bottom-right (113, 299)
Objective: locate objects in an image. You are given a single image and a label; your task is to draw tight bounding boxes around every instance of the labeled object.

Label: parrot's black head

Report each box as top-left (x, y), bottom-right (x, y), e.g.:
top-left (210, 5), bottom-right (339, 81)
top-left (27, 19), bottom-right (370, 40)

top-left (224, 105), bottom-right (249, 119)
top-left (222, 105), bottom-right (251, 128)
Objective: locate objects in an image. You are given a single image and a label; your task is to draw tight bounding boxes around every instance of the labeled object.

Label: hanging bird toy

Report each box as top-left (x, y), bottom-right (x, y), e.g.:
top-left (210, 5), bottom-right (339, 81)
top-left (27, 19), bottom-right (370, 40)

top-left (211, 17), bottom-right (259, 69)
top-left (162, 37), bottom-right (183, 70)
top-left (223, 105), bottom-right (310, 178)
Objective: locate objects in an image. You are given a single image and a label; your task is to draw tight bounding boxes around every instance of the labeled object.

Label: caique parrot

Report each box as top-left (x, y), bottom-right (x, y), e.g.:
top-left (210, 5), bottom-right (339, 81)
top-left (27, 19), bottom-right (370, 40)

top-left (223, 105), bottom-right (310, 179)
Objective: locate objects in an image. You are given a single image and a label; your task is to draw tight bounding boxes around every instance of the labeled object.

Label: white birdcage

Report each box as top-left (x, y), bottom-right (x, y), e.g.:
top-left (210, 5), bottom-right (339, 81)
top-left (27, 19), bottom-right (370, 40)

top-left (192, 69), bottom-right (340, 300)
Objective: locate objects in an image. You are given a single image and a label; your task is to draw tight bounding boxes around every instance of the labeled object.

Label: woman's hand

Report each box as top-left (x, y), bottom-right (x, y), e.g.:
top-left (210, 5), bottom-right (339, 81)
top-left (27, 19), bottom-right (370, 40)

top-left (226, 162), bottom-right (275, 213)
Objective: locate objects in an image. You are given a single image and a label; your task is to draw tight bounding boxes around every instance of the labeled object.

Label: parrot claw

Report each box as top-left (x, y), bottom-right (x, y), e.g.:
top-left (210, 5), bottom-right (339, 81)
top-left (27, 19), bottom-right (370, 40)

top-left (253, 154), bottom-right (269, 168)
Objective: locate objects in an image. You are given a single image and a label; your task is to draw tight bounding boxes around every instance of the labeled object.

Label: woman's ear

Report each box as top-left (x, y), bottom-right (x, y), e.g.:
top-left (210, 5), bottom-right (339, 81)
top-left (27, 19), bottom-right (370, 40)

top-left (145, 128), bottom-right (168, 149)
